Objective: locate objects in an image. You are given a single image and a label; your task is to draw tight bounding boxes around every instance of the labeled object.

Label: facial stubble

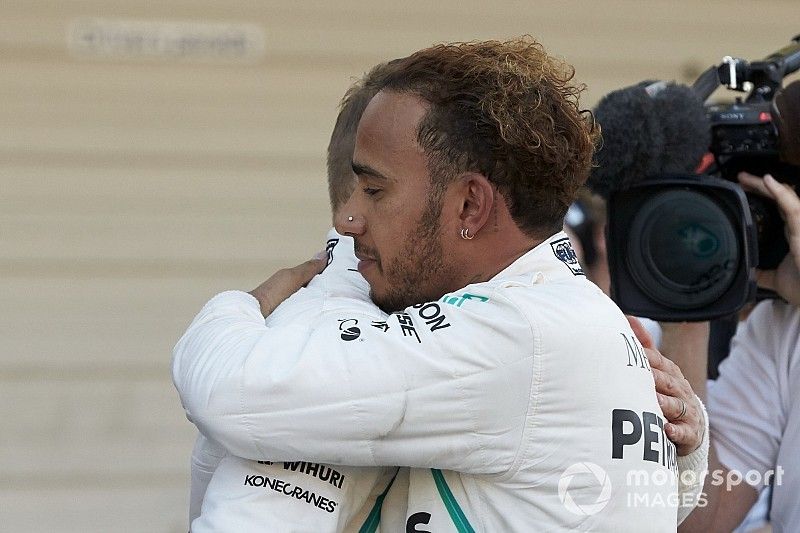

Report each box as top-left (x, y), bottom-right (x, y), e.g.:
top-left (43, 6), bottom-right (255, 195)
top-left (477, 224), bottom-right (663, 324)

top-left (371, 192), bottom-right (455, 313)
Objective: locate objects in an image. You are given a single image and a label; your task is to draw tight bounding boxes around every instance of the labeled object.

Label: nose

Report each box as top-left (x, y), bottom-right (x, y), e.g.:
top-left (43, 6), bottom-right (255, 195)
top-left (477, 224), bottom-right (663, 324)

top-left (334, 194), bottom-right (366, 237)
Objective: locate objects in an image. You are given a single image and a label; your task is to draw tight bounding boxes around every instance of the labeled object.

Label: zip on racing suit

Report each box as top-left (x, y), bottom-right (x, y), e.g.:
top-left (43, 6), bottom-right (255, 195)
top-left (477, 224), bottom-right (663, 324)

top-left (175, 230), bottom-right (708, 531)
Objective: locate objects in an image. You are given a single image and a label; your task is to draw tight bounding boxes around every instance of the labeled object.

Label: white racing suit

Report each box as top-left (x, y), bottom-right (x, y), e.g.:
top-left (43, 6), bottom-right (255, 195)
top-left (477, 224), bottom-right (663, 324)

top-left (187, 232), bottom-right (396, 532)
top-left (174, 230), bottom-right (707, 531)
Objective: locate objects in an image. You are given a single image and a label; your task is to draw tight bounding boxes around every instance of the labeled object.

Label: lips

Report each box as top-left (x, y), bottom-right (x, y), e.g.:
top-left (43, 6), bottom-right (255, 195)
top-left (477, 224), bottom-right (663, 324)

top-left (354, 251), bottom-right (376, 262)
top-left (354, 241), bottom-right (378, 263)
top-left (354, 246), bottom-right (379, 276)
top-left (357, 257), bottom-right (377, 275)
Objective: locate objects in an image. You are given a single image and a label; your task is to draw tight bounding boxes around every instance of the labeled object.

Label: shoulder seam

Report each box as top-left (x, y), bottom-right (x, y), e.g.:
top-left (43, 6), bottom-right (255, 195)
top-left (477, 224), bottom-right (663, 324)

top-left (490, 289), bottom-right (539, 481)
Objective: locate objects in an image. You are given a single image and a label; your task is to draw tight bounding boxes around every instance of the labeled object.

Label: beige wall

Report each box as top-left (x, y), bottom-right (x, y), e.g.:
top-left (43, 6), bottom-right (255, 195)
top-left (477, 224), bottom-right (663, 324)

top-left (2, 1), bottom-right (797, 531)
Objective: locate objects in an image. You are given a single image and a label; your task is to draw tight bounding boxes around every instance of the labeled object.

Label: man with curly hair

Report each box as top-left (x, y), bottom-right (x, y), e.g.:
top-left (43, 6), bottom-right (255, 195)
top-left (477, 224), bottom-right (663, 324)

top-left (174, 38), bottom-right (705, 530)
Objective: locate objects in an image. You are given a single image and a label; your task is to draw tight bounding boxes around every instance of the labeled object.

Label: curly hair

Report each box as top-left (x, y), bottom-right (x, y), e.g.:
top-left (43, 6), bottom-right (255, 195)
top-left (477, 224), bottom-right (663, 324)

top-left (375, 37), bottom-right (599, 236)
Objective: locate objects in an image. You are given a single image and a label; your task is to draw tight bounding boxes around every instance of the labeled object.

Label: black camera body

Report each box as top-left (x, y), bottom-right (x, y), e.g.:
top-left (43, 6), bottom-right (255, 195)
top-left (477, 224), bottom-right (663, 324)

top-left (709, 100), bottom-right (778, 165)
top-left (603, 35), bottom-right (800, 321)
top-left (708, 94), bottom-right (800, 266)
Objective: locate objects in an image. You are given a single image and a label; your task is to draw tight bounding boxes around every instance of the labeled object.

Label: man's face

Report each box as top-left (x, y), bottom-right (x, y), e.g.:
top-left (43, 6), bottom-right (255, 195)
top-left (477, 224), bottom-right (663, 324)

top-left (338, 90), bottom-right (457, 312)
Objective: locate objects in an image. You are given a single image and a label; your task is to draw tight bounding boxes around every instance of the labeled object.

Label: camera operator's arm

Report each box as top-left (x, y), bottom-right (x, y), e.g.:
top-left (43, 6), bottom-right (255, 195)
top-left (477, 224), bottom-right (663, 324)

top-left (739, 172), bottom-right (800, 305)
top-left (657, 322), bottom-right (708, 403)
top-left (679, 444), bottom-right (757, 533)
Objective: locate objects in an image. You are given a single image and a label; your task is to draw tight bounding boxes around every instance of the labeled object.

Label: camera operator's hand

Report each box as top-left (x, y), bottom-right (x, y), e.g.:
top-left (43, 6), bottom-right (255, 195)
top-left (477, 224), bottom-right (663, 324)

top-left (739, 172), bottom-right (800, 306)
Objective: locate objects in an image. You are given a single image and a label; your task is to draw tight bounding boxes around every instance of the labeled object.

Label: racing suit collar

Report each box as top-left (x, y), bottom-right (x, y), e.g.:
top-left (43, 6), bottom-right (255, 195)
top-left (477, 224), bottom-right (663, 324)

top-left (306, 228), bottom-right (371, 300)
top-left (491, 231), bottom-right (586, 284)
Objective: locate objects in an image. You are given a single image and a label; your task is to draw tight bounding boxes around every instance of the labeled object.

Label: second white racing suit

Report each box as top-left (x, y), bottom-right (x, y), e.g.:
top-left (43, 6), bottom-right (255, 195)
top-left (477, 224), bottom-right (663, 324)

top-left (187, 232), bottom-right (396, 532)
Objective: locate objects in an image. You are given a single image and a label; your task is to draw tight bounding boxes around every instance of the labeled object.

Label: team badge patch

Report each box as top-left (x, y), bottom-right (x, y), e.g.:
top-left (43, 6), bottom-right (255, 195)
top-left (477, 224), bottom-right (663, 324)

top-left (550, 237), bottom-right (584, 276)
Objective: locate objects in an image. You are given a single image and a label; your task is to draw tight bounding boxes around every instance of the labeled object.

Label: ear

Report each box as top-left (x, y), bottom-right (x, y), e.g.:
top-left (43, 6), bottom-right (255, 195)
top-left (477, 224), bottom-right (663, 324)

top-left (457, 173), bottom-right (494, 237)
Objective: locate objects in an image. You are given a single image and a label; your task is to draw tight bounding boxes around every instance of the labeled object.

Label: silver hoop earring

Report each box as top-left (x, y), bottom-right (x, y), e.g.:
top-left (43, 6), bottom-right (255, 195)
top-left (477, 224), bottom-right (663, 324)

top-left (460, 228), bottom-right (474, 240)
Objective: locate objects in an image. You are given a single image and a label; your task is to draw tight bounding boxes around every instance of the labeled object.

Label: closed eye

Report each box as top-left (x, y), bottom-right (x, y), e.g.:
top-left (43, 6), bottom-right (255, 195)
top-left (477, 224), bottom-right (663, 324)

top-left (363, 187), bottom-right (382, 196)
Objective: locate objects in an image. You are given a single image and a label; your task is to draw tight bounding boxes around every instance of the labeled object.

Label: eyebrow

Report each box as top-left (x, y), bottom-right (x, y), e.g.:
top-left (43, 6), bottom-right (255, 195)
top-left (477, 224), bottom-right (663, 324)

top-left (352, 161), bottom-right (390, 181)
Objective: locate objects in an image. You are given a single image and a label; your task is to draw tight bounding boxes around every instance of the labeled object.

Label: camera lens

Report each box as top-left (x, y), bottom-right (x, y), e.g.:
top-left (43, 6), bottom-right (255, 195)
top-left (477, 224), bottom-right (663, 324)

top-left (627, 189), bottom-right (740, 309)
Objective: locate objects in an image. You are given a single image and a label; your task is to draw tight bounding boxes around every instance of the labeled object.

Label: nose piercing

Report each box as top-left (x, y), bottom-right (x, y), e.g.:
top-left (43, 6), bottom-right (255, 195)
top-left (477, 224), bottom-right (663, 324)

top-left (347, 216), bottom-right (354, 222)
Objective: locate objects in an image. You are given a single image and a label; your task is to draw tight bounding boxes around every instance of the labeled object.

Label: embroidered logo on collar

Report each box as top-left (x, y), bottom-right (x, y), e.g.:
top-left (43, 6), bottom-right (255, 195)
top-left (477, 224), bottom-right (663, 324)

top-left (324, 238), bottom-right (339, 269)
top-left (550, 237), bottom-right (584, 276)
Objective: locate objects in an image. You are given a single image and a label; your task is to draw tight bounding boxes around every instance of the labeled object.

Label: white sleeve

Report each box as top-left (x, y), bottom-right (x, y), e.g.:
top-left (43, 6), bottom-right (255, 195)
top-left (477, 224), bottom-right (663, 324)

top-left (676, 396), bottom-right (710, 525)
top-left (708, 301), bottom-right (786, 483)
top-left (172, 290), bottom-right (534, 474)
top-left (188, 432), bottom-right (226, 526)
